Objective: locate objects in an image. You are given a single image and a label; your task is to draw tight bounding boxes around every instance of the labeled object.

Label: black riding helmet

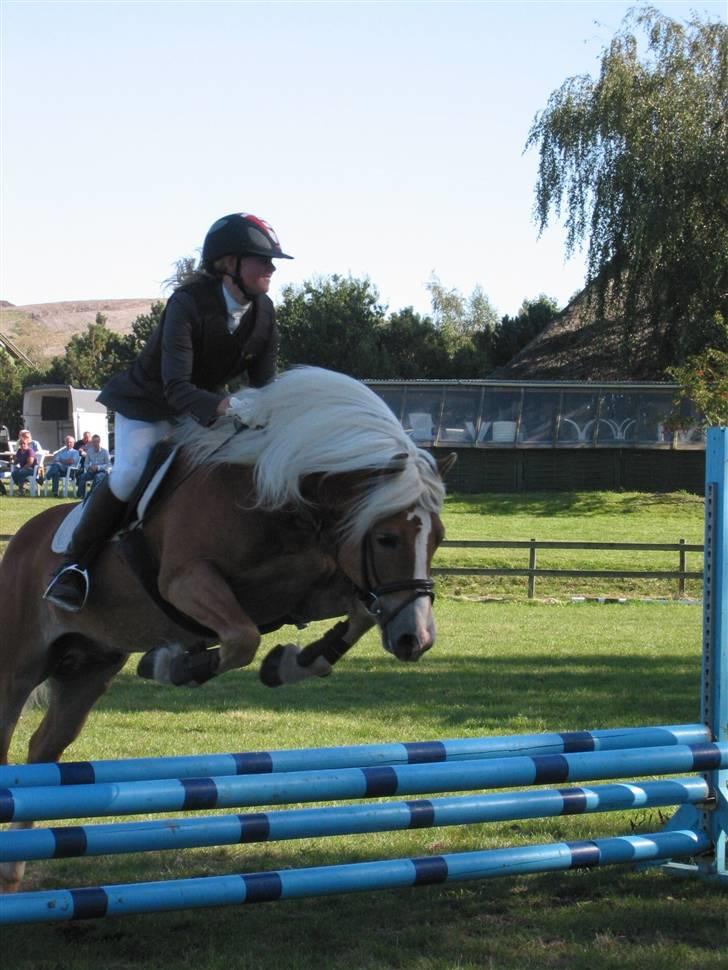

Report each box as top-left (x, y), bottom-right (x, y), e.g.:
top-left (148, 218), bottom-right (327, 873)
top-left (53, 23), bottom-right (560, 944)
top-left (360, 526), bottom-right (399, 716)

top-left (202, 213), bottom-right (293, 270)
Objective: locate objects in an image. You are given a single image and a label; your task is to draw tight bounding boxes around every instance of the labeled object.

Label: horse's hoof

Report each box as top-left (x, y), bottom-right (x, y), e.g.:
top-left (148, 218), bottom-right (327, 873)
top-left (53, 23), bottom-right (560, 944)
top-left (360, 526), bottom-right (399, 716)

top-left (259, 643), bottom-right (332, 687)
top-left (259, 644), bottom-right (285, 687)
top-left (137, 651), bottom-right (158, 680)
top-left (0, 860), bottom-right (25, 893)
top-left (137, 644), bottom-right (184, 684)
top-left (169, 649), bottom-right (219, 686)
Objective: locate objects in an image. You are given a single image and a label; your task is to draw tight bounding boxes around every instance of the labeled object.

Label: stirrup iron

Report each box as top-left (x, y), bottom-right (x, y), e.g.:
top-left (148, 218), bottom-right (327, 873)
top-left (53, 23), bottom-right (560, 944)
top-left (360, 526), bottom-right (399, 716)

top-left (43, 564), bottom-right (90, 612)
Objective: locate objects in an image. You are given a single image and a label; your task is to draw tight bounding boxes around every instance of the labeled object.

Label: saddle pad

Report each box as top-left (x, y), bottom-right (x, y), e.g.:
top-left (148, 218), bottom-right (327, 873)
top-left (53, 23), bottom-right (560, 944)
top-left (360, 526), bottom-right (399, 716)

top-left (135, 445), bottom-right (179, 523)
top-left (50, 446), bottom-right (180, 554)
top-left (51, 503), bottom-right (84, 554)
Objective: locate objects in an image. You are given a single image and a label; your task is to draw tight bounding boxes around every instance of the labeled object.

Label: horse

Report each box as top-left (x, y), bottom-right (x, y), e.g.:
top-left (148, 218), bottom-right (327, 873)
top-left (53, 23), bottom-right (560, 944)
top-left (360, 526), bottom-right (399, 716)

top-left (0, 366), bottom-right (453, 891)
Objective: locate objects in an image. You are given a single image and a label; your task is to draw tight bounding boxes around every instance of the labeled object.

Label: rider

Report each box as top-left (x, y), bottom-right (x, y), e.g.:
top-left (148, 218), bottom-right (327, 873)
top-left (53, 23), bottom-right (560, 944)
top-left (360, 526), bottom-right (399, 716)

top-left (43, 212), bottom-right (293, 612)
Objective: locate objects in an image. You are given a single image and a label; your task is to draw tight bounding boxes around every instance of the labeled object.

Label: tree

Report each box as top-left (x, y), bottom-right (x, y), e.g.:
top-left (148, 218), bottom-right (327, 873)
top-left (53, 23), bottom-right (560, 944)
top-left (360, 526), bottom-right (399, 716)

top-left (49, 313), bottom-right (131, 389)
top-left (668, 313), bottom-right (728, 427)
top-left (491, 295), bottom-right (559, 367)
top-left (426, 275), bottom-right (500, 374)
top-left (277, 275), bottom-right (387, 376)
top-left (126, 301), bottom-right (165, 355)
top-left (0, 349), bottom-right (26, 435)
top-left (378, 307), bottom-right (451, 378)
top-left (526, 7), bottom-right (728, 370)
top-left (43, 304), bottom-right (166, 391)
top-left (426, 276), bottom-right (499, 336)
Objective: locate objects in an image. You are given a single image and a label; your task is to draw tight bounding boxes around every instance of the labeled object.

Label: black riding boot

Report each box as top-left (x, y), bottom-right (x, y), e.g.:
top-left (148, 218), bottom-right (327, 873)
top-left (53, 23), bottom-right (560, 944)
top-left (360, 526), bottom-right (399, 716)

top-left (43, 478), bottom-right (127, 612)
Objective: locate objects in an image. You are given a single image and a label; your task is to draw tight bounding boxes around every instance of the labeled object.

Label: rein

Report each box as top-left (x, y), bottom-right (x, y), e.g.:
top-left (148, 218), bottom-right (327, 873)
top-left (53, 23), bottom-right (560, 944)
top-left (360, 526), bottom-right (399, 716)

top-left (356, 530), bottom-right (435, 629)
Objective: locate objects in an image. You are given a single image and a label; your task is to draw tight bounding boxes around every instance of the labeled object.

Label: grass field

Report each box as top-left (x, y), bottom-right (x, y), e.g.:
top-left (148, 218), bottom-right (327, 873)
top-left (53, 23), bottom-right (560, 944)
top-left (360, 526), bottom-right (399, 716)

top-left (2, 491), bottom-right (725, 970)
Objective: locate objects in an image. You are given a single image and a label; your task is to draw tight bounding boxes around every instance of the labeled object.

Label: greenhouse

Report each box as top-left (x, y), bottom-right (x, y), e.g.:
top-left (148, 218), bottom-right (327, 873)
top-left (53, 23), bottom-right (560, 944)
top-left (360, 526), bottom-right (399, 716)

top-left (367, 380), bottom-right (704, 450)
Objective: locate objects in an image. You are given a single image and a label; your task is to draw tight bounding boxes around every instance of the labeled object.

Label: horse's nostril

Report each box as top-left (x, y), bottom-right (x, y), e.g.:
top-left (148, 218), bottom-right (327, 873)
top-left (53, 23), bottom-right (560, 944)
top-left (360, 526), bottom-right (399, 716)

top-left (395, 634), bottom-right (420, 661)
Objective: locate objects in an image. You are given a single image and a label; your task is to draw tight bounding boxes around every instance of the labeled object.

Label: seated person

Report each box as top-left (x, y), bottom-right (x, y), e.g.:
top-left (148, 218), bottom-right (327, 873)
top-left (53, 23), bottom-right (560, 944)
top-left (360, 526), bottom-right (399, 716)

top-left (10, 430), bottom-right (37, 494)
top-left (76, 435), bottom-right (111, 497)
top-left (74, 430), bottom-right (92, 473)
top-left (44, 436), bottom-right (81, 496)
top-left (30, 437), bottom-right (45, 483)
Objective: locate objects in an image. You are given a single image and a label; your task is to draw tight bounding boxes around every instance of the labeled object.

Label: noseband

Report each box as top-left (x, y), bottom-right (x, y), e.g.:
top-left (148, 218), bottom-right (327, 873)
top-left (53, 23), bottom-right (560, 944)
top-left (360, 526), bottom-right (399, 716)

top-left (356, 531), bottom-right (435, 629)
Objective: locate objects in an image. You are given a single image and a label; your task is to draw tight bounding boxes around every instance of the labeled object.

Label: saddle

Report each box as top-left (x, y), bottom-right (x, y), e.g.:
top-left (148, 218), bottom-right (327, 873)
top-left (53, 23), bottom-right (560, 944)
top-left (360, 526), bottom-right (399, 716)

top-left (50, 441), bottom-right (294, 641)
top-left (50, 443), bottom-right (218, 637)
top-left (51, 442), bottom-right (179, 555)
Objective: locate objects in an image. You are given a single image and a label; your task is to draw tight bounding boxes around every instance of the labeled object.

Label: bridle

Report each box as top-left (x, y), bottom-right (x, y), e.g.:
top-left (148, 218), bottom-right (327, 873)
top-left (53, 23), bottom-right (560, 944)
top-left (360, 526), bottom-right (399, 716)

top-left (355, 529), bottom-right (435, 630)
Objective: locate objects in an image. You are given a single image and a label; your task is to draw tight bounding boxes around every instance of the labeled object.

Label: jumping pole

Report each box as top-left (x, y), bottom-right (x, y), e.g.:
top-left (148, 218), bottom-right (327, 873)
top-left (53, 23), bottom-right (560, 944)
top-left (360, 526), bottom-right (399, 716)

top-left (0, 429), bottom-right (726, 924)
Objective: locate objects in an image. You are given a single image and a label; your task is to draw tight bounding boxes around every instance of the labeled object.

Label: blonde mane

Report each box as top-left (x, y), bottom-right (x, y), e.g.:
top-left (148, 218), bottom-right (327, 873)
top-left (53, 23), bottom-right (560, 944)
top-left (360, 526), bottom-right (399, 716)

top-left (172, 367), bottom-right (445, 541)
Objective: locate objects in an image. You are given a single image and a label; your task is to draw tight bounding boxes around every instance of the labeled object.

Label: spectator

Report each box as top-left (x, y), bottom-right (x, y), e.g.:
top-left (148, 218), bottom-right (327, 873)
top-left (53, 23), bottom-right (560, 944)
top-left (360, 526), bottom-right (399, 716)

top-left (10, 430), bottom-right (37, 495)
top-left (44, 436), bottom-right (81, 497)
top-left (74, 430), bottom-right (92, 472)
top-left (76, 435), bottom-right (111, 498)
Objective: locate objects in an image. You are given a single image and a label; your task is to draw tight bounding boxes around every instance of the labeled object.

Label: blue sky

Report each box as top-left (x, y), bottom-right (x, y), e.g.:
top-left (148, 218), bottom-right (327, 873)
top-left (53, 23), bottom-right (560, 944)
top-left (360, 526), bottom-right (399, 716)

top-left (2, 0), bottom-right (725, 317)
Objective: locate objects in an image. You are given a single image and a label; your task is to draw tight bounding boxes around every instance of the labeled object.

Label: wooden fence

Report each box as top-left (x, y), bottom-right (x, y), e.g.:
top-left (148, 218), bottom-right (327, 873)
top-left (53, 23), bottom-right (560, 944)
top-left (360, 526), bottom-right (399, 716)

top-left (0, 535), bottom-right (704, 600)
top-left (433, 539), bottom-right (703, 599)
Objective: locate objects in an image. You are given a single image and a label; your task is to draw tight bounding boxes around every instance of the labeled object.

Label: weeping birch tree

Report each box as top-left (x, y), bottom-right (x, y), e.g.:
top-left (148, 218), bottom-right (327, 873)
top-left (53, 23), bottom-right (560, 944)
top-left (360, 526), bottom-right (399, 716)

top-left (526, 6), bottom-right (727, 371)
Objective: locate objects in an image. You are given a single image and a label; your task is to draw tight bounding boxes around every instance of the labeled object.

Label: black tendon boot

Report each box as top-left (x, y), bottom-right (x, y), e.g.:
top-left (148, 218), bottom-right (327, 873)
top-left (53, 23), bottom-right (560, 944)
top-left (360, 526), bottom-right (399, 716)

top-left (43, 478), bottom-right (127, 612)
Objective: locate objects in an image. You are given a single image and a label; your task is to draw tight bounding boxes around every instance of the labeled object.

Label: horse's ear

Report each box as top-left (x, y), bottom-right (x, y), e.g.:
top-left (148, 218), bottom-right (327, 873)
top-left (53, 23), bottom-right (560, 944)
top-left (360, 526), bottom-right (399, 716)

top-left (389, 452), bottom-right (409, 471)
top-left (437, 452), bottom-right (457, 479)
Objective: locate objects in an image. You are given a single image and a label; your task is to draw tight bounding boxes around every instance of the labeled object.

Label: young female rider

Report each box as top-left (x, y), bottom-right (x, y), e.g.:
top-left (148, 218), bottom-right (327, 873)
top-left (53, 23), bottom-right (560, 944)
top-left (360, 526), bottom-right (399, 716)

top-left (44, 212), bottom-right (293, 611)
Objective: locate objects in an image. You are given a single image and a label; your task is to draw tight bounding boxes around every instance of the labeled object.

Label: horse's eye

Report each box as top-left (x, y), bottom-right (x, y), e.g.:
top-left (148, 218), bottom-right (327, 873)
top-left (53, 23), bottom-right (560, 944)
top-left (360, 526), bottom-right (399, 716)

top-left (376, 534), bottom-right (399, 549)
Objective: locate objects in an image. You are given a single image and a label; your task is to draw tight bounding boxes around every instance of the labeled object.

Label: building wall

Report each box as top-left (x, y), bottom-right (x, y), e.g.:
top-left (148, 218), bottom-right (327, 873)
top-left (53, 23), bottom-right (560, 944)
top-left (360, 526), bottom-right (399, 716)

top-left (431, 447), bottom-right (705, 494)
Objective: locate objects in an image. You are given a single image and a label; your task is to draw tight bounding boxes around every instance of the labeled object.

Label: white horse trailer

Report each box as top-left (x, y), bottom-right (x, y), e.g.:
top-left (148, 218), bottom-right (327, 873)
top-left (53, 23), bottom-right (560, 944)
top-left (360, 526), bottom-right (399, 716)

top-left (21, 385), bottom-right (109, 452)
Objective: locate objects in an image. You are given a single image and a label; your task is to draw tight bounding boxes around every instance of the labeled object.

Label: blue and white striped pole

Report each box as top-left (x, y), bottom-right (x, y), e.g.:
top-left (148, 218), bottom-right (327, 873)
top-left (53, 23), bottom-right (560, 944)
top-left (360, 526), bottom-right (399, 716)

top-left (2, 743), bottom-right (725, 823)
top-left (0, 829), bottom-right (710, 925)
top-left (0, 778), bottom-right (708, 862)
top-left (0, 723), bottom-right (709, 789)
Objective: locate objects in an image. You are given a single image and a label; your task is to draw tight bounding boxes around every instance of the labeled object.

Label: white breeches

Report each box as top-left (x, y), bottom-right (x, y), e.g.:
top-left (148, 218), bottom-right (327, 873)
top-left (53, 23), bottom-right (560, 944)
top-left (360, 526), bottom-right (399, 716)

top-left (108, 414), bottom-right (174, 501)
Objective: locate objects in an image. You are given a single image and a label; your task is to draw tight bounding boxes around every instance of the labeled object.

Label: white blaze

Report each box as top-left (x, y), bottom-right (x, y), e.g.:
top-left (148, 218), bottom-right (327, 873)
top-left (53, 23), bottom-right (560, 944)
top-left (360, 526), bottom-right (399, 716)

top-left (408, 507), bottom-right (432, 578)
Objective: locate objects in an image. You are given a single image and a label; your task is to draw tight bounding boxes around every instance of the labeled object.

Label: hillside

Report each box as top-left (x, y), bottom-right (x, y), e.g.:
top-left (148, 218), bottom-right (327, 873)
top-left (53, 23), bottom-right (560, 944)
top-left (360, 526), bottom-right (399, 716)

top-left (0, 298), bottom-right (160, 362)
top-left (491, 288), bottom-right (671, 382)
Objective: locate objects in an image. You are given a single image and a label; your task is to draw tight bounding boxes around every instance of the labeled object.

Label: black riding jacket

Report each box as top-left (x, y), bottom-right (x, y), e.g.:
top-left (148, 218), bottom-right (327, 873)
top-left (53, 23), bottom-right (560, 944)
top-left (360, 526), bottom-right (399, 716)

top-left (98, 279), bottom-right (278, 426)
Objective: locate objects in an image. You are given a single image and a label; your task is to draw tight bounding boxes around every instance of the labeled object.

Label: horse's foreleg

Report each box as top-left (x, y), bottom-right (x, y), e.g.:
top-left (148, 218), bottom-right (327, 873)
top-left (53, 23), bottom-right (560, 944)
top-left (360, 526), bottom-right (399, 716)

top-left (160, 560), bottom-right (261, 677)
top-left (260, 605), bottom-right (376, 687)
top-left (0, 648), bottom-right (127, 893)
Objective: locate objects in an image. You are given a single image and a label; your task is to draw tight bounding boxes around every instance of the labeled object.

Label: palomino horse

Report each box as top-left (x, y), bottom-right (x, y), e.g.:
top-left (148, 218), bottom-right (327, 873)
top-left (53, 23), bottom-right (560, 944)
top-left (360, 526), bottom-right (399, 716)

top-left (0, 367), bottom-right (452, 891)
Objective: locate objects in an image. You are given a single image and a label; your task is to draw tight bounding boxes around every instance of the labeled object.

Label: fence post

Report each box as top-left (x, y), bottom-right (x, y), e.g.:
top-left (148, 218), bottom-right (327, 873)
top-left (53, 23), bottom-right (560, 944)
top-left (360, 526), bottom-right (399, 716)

top-left (528, 539), bottom-right (537, 599)
top-left (679, 538), bottom-right (686, 598)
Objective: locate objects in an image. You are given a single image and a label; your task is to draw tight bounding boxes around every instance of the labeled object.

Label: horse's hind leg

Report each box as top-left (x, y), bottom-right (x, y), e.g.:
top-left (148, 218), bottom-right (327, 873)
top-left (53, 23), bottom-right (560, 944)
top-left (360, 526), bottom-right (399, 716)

top-left (26, 646), bottom-right (128, 764)
top-left (0, 658), bottom-right (48, 768)
top-left (0, 642), bottom-right (127, 893)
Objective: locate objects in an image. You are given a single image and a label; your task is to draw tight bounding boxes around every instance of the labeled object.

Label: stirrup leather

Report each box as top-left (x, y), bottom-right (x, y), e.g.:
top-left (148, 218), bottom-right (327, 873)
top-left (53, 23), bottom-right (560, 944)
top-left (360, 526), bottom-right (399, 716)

top-left (43, 564), bottom-right (90, 612)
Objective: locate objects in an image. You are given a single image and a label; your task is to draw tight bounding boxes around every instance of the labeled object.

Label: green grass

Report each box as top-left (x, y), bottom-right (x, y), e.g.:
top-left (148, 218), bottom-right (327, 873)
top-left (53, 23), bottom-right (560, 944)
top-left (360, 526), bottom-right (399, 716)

top-left (0, 490), bottom-right (706, 600)
top-left (438, 491), bottom-right (705, 600)
top-left (2, 491), bottom-right (724, 969)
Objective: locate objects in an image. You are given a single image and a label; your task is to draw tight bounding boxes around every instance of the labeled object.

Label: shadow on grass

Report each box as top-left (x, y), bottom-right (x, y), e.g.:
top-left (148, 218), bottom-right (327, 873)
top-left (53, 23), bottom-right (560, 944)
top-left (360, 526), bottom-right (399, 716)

top-left (445, 490), bottom-right (703, 519)
top-left (97, 651), bottom-right (701, 733)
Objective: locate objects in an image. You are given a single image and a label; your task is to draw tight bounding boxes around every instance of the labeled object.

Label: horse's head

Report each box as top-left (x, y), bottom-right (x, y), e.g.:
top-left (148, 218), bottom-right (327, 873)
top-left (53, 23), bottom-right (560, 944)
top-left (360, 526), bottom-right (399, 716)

top-left (336, 453), bottom-right (455, 662)
top-left (362, 504), bottom-right (444, 660)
